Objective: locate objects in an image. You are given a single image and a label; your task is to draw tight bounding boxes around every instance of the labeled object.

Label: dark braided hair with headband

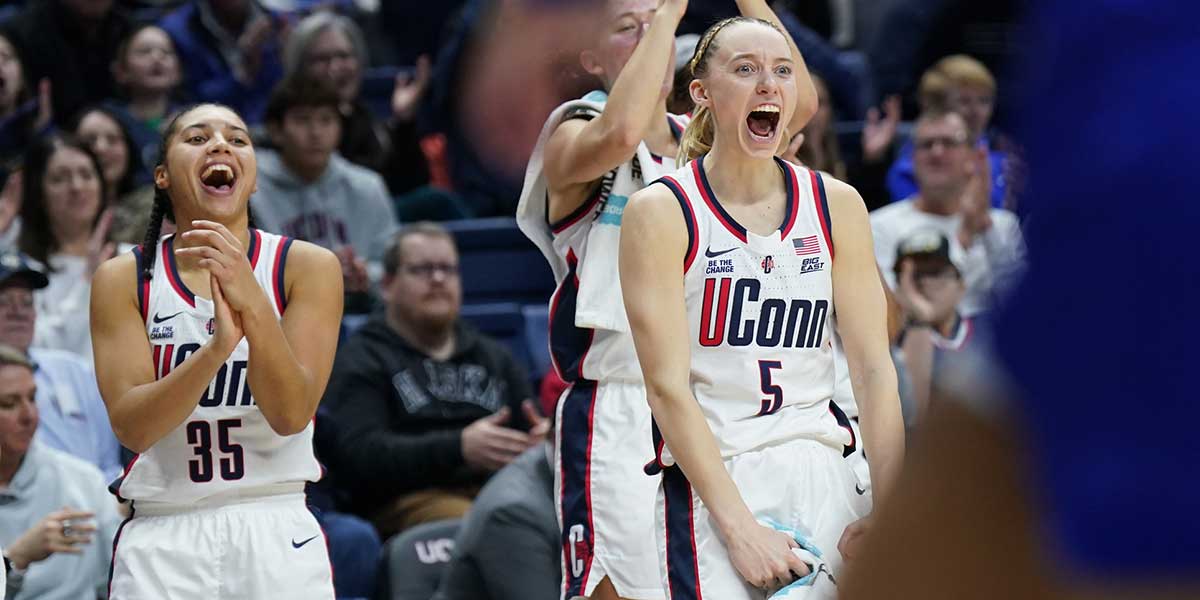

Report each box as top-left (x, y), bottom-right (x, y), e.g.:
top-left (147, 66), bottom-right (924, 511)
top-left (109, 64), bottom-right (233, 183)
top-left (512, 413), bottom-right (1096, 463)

top-left (676, 16), bottom-right (788, 164)
top-left (139, 104), bottom-right (256, 280)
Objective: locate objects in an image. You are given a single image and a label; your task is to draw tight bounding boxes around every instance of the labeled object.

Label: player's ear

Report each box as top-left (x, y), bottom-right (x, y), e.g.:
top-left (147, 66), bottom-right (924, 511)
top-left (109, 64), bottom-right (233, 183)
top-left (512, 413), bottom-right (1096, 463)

top-left (689, 79), bottom-right (710, 109)
top-left (580, 49), bottom-right (604, 79)
top-left (154, 164), bottom-right (170, 190)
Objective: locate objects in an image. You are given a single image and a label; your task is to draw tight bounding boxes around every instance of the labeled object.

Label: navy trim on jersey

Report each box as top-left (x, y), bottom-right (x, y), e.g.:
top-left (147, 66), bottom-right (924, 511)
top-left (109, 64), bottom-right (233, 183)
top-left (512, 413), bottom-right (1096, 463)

top-left (779, 161), bottom-right (801, 238)
top-left (247, 228), bottom-right (262, 269)
top-left (272, 237), bottom-right (294, 314)
top-left (810, 170), bottom-right (834, 258)
top-left (549, 185), bottom-right (603, 235)
top-left (829, 400), bottom-right (856, 457)
top-left (131, 245), bottom-right (149, 323)
top-left (548, 249), bottom-right (595, 382)
top-left (663, 466), bottom-right (703, 600)
top-left (644, 418), bottom-right (668, 475)
top-left (693, 156), bottom-right (797, 244)
top-left (657, 177), bottom-right (699, 272)
top-left (559, 378), bottom-right (598, 597)
top-left (667, 115), bottom-right (686, 141)
top-left (106, 502), bottom-right (135, 598)
top-left (109, 454), bottom-right (141, 501)
top-left (163, 236), bottom-right (196, 307)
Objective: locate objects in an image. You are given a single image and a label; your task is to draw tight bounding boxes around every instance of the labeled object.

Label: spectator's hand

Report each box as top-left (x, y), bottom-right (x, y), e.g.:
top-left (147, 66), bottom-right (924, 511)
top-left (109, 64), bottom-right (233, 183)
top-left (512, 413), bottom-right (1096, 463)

top-left (1002, 146), bottom-right (1027, 213)
top-left (87, 208), bottom-right (116, 277)
top-left (391, 55), bottom-right (432, 123)
top-left (957, 148), bottom-right (993, 246)
top-left (778, 131), bottom-right (805, 165)
top-left (334, 246), bottom-right (369, 294)
top-left (236, 15), bottom-right (275, 84)
top-left (33, 78), bottom-right (53, 132)
top-left (6, 508), bottom-right (97, 569)
top-left (0, 169), bottom-right (22, 236)
top-left (726, 521), bottom-right (810, 590)
top-left (894, 258), bottom-right (936, 323)
top-left (521, 399), bottom-right (550, 441)
top-left (837, 515), bottom-right (872, 561)
top-left (862, 95), bottom-right (900, 163)
top-left (462, 406), bottom-right (536, 471)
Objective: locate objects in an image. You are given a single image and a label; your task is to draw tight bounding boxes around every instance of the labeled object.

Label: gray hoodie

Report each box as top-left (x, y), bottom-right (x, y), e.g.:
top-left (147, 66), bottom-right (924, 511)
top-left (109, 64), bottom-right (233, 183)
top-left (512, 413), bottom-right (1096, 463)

top-left (251, 149), bottom-right (399, 264)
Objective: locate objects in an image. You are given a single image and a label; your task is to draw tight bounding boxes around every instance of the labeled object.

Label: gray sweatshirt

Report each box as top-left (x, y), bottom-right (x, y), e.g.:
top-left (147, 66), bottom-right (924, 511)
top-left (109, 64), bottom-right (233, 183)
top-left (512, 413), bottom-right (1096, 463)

top-left (251, 149), bottom-right (399, 263)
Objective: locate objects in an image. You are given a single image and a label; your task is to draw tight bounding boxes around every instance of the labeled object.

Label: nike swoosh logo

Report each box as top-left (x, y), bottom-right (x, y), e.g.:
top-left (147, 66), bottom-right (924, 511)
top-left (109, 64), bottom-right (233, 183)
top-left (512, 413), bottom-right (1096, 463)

top-left (292, 535), bottom-right (319, 549)
top-left (704, 247), bottom-right (737, 258)
top-left (152, 311), bottom-right (185, 324)
top-left (855, 484), bottom-right (867, 496)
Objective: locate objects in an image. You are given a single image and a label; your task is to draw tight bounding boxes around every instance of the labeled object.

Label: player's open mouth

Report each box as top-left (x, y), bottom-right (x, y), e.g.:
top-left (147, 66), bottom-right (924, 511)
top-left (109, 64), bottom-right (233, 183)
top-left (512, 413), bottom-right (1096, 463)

top-left (199, 163), bottom-right (237, 195)
top-left (746, 104), bottom-right (781, 142)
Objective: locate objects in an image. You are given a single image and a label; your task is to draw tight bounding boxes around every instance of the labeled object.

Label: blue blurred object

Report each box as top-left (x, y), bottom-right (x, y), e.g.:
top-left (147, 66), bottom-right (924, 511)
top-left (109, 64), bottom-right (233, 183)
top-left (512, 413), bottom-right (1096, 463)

top-left (522, 303), bottom-right (551, 383)
top-left (997, 0), bottom-right (1200, 576)
top-left (444, 218), bottom-right (556, 305)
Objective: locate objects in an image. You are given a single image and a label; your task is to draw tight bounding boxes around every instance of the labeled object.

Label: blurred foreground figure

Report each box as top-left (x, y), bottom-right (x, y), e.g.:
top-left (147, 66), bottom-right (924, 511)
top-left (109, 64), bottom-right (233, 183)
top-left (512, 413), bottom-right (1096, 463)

top-left (842, 1), bottom-right (1200, 597)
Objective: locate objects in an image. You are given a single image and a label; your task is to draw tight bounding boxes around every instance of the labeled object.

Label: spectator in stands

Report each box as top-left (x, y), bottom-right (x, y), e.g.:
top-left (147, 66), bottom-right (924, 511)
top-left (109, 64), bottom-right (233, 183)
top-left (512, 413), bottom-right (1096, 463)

top-left (0, 32), bottom-right (51, 168)
top-left (0, 168), bottom-right (20, 249)
top-left (870, 107), bottom-right (1024, 317)
top-left (322, 223), bottom-right (547, 538)
top-left (0, 345), bottom-right (121, 600)
top-left (72, 106), bottom-right (160, 245)
top-left (0, 252), bottom-right (121, 479)
top-left (887, 55), bottom-right (1009, 207)
top-left (159, 0), bottom-right (286, 124)
top-left (18, 135), bottom-right (115, 360)
top-left (251, 77), bottom-right (398, 307)
top-left (432, 435), bottom-right (559, 600)
top-left (0, 0), bottom-right (132, 129)
top-left (108, 23), bottom-right (185, 169)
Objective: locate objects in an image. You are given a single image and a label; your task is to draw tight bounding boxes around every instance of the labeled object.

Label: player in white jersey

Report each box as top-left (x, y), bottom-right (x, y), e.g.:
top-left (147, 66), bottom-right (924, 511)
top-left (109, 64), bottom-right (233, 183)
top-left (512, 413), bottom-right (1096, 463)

top-left (620, 17), bottom-right (904, 600)
top-left (89, 104), bottom-right (344, 599)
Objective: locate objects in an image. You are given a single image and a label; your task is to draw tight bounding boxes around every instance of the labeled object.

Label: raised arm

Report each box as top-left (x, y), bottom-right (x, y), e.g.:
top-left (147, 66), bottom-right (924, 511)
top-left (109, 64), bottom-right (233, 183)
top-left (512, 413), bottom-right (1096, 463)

top-left (735, 0), bottom-right (819, 135)
top-left (620, 186), bottom-right (806, 588)
top-left (90, 255), bottom-right (235, 453)
top-left (543, 0), bottom-right (687, 222)
top-left (825, 179), bottom-right (905, 504)
top-left (242, 241), bottom-right (344, 435)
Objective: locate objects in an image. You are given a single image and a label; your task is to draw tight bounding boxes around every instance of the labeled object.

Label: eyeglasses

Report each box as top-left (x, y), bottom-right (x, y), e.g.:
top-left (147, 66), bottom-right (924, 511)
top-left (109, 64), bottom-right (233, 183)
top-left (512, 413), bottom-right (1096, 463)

top-left (401, 263), bottom-right (459, 279)
top-left (0, 294), bottom-right (34, 311)
top-left (914, 135), bottom-right (969, 152)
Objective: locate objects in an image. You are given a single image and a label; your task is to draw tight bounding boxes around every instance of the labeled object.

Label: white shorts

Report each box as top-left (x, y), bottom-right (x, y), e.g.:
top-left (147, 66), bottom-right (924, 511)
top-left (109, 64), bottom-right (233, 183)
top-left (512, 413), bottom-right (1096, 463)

top-left (108, 489), bottom-right (334, 600)
top-left (845, 418), bottom-right (873, 505)
top-left (555, 378), bottom-right (664, 600)
top-left (655, 438), bottom-right (869, 600)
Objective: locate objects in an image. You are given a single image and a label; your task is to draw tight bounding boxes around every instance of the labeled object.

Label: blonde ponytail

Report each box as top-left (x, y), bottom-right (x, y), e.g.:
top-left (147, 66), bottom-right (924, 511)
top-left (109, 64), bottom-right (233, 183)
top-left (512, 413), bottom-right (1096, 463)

top-left (675, 16), bottom-right (788, 165)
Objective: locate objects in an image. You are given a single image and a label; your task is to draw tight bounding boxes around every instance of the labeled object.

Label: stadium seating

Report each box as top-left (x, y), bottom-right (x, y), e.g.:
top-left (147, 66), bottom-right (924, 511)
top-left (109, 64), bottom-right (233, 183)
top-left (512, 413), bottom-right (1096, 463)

top-left (459, 302), bottom-right (533, 377)
top-left (381, 518), bottom-right (462, 600)
top-left (444, 218), bottom-right (556, 305)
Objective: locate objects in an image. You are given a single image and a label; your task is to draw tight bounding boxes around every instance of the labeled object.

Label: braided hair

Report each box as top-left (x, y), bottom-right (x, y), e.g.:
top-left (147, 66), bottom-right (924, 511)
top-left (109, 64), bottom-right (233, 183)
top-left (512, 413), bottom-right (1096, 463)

top-left (139, 104), bottom-right (257, 280)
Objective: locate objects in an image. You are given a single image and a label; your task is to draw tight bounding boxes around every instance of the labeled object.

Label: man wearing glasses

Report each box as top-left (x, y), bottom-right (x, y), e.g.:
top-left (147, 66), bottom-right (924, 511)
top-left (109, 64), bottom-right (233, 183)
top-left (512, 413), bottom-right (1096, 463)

top-left (869, 107), bottom-right (1024, 318)
top-left (320, 223), bottom-right (548, 539)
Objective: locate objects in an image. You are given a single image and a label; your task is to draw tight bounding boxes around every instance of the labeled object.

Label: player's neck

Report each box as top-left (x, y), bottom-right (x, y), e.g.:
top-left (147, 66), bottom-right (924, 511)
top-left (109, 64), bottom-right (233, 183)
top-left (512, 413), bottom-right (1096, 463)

top-left (703, 142), bottom-right (779, 206)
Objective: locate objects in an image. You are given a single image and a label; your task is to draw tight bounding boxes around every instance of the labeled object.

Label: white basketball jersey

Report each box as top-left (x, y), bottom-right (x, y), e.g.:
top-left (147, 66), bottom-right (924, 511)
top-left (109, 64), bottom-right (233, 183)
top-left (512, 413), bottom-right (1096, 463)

top-left (652, 158), bottom-right (855, 465)
top-left (110, 229), bottom-right (322, 505)
top-left (548, 113), bottom-right (689, 383)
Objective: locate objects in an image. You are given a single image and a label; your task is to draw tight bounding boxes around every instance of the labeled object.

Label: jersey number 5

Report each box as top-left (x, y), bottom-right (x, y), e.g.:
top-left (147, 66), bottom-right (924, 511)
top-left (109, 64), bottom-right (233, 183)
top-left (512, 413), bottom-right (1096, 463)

top-left (186, 419), bottom-right (246, 482)
top-left (758, 360), bottom-right (784, 416)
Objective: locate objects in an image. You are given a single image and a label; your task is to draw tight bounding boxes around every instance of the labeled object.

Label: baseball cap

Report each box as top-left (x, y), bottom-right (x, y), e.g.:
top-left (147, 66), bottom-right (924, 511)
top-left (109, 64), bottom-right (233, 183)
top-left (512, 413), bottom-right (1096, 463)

top-left (893, 230), bottom-right (961, 275)
top-left (0, 252), bottom-right (50, 290)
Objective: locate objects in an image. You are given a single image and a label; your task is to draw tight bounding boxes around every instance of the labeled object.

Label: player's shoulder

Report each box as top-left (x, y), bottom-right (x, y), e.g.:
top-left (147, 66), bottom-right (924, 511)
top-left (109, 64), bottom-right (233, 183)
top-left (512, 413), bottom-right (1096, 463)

top-left (281, 239), bottom-right (340, 273)
top-left (91, 251), bottom-right (139, 293)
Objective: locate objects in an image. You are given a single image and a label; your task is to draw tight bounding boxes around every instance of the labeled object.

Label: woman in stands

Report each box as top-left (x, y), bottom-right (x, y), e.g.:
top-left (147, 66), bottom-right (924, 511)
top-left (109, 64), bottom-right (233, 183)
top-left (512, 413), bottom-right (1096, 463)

top-left (517, 1), bottom-right (816, 599)
top-left (620, 16), bottom-right (903, 599)
top-left (90, 103), bottom-right (343, 599)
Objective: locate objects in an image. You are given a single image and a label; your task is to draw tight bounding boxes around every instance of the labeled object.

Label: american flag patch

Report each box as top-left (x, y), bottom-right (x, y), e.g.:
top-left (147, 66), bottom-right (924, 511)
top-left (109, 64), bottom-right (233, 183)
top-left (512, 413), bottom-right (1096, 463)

top-left (793, 235), bottom-right (821, 256)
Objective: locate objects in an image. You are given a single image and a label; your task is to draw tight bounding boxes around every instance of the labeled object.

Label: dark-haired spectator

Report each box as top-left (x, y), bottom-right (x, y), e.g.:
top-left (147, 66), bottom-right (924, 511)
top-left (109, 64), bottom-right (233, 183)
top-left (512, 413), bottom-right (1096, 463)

top-left (71, 106), bottom-right (159, 245)
top-left (0, 252), bottom-right (120, 479)
top-left (0, 33), bottom-right (51, 168)
top-left (870, 108), bottom-right (1023, 318)
top-left (0, 344), bottom-right (120, 600)
top-left (432, 443), bottom-right (559, 600)
top-left (886, 55), bottom-right (1009, 207)
top-left (0, 0), bottom-right (132, 128)
top-left (17, 136), bottom-right (115, 360)
top-left (107, 23), bottom-right (186, 169)
top-left (159, 0), bottom-right (286, 124)
top-left (250, 77), bottom-right (398, 306)
top-left (322, 223), bottom-right (547, 538)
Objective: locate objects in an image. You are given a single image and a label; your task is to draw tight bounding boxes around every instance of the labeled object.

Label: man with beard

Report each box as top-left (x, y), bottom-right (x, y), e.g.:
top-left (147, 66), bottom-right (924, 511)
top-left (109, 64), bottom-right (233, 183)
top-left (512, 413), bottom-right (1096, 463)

top-left (322, 223), bottom-right (548, 538)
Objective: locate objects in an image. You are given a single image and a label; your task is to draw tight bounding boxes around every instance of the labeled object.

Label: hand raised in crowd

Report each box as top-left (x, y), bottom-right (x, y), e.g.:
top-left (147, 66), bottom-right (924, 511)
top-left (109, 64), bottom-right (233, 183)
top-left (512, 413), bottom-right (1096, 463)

top-left (334, 246), bottom-right (370, 294)
top-left (176, 220), bottom-right (268, 315)
top-left (391, 55), bottom-right (432, 123)
top-left (5, 508), bottom-right (97, 569)
top-left (33, 78), bottom-right (53, 132)
top-left (862, 95), bottom-right (901, 163)
top-left (894, 257), bottom-right (936, 324)
top-left (957, 148), bottom-right (994, 247)
top-left (0, 169), bottom-right (22, 236)
top-left (779, 130), bottom-right (805, 165)
top-left (462, 405), bottom-right (542, 472)
top-left (87, 207), bottom-right (116, 277)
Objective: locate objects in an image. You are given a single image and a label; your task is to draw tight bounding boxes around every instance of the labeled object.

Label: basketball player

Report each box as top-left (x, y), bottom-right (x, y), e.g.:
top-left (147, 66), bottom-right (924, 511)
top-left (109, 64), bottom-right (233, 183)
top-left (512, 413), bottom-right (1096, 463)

top-left (620, 17), bottom-right (904, 599)
top-left (89, 103), bottom-right (344, 599)
top-left (517, 1), bottom-right (817, 599)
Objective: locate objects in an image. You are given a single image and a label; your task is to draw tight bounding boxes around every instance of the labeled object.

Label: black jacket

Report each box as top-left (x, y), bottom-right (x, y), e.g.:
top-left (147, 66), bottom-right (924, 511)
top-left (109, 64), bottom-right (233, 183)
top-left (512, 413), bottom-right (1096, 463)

top-left (320, 315), bottom-right (532, 515)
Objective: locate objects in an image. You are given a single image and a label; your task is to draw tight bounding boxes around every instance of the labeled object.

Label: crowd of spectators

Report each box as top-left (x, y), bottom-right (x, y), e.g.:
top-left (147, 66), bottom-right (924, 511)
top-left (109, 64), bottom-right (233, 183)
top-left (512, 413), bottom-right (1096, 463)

top-left (0, 1), bottom-right (1027, 599)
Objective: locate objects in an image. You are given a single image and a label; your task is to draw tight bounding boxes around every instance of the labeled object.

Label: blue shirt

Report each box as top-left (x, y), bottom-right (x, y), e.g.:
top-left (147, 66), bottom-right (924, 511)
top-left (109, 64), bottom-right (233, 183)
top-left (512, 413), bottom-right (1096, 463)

top-left (30, 348), bottom-right (123, 481)
top-left (886, 136), bottom-right (1008, 208)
